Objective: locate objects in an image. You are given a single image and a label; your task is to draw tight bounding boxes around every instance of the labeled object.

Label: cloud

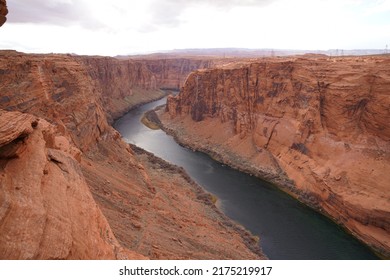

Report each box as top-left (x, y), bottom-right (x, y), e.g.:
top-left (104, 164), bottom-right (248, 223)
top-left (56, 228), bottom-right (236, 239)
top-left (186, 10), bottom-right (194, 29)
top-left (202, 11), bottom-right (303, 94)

top-left (5, 0), bottom-right (277, 31)
top-left (147, 0), bottom-right (276, 28)
top-left (6, 0), bottom-right (103, 28)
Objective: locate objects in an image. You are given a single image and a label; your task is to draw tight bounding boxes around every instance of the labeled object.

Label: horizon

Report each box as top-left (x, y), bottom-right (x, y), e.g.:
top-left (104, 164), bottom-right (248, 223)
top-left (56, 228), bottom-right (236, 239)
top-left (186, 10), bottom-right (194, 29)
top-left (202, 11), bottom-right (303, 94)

top-left (0, 0), bottom-right (389, 56)
top-left (1, 47), bottom-right (388, 58)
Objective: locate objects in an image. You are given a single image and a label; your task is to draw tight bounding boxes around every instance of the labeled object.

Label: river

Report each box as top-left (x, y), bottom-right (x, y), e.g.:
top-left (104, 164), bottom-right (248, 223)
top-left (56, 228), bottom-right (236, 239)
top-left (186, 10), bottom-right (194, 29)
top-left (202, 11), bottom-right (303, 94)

top-left (114, 97), bottom-right (378, 260)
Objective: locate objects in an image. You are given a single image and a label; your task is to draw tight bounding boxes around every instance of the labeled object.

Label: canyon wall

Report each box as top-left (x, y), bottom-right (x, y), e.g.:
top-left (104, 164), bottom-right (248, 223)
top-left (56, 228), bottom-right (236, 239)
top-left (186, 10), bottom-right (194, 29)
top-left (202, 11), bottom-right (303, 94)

top-left (0, 51), bottom-right (163, 152)
top-left (0, 50), bottom-right (263, 259)
top-left (77, 57), bottom-right (161, 121)
top-left (0, 110), bottom-right (144, 259)
top-left (134, 57), bottom-right (254, 91)
top-left (163, 55), bottom-right (390, 257)
top-left (134, 58), bottom-right (215, 90)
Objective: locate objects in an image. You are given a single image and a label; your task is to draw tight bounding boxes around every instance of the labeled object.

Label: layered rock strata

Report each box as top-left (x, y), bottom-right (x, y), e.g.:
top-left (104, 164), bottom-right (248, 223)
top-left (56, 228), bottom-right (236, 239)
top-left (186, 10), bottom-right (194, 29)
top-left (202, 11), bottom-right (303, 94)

top-left (0, 50), bottom-right (264, 259)
top-left (0, 110), bottom-right (144, 259)
top-left (132, 57), bottom-right (251, 91)
top-left (134, 58), bottom-right (215, 90)
top-left (162, 55), bottom-right (390, 257)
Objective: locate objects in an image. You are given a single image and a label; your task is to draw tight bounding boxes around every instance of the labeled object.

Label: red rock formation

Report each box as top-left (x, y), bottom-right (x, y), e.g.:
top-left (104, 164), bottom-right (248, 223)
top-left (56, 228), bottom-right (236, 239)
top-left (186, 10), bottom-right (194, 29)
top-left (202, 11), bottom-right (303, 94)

top-left (0, 0), bottom-right (7, 27)
top-left (76, 56), bottom-right (162, 121)
top-left (162, 55), bottom-right (390, 257)
top-left (0, 110), bottom-right (144, 259)
top-left (0, 51), bottom-right (164, 151)
top-left (0, 50), bottom-right (264, 259)
top-left (134, 58), bottom-right (215, 90)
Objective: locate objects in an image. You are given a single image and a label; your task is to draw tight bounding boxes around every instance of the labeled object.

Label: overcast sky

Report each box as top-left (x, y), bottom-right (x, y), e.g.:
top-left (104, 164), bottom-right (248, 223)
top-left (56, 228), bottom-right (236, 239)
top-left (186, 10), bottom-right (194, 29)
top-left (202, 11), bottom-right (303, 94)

top-left (0, 0), bottom-right (389, 56)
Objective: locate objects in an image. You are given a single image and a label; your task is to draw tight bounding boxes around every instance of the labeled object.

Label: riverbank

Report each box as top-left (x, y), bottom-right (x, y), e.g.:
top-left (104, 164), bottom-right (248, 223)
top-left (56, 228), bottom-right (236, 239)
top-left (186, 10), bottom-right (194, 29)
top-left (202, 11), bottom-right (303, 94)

top-left (131, 144), bottom-right (265, 258)
top-left (81, 128), bottom-right (266, 259)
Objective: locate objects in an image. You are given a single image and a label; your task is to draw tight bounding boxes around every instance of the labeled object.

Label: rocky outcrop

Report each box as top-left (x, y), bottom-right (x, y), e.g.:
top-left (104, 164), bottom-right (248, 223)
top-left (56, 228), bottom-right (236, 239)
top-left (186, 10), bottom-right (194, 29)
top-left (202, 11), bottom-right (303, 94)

top-left (0, 0), bottom-right (7, 27)
top-left (0, 50), bottom-right (264, 259)
top-left (0, 110), bottom-right (144, 259)
top-left (162, 55), bottom-right (390, 257)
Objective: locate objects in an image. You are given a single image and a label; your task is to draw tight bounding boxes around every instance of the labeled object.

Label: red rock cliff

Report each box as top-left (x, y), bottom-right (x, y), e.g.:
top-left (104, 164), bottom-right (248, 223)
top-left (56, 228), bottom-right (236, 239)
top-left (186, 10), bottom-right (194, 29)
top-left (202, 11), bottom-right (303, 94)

top-left (0, 110), bottom-right (144, 259)
top-left (134, 58), bottom-right (215, 90)
top-left (0, 51), bottom-right (162, 151)
top-left (164, 55), bottom-right (390, 257)
top-left (77, 56), bottom-right (161, 121)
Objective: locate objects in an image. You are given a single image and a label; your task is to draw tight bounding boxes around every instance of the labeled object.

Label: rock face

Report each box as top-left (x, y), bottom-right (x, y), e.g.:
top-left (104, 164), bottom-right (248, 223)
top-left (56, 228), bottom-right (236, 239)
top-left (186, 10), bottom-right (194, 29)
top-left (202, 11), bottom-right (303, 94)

top-left (134, 57), bottom-right (255, 91)
top-left (0, 110), bottom-right (144, 259)
top-left (134, 58), bottom-right (215, 90)
top-left (0, 51), bottom-right (163, 151)
top-left (163, 55), bottom-right (390, 257)
top-left (0, 50), bottom-right (264, 259)
top-left (77, 57), bottom-right (161, 121)
top-left (0, 0), bottom-right (7, 27)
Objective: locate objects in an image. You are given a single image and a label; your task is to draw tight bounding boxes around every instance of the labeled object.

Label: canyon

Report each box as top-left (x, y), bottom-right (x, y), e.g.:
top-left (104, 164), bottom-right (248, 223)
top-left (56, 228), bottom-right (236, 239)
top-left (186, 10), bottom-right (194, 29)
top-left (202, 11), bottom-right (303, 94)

top-left (160, 55), bottom-right (390, 258)
top-left (1, 45), bottom-right (388, 259)
top-left (0, 50), bottom-right (263, 259)
top-left (0, 0), bottom-right (388, 258)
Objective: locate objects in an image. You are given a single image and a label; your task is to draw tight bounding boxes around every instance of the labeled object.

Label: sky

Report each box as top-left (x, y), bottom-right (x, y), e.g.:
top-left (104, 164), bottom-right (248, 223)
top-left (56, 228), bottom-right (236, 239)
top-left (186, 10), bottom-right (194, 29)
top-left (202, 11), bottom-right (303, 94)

top-left (0, 0), bottom-right (389, 56)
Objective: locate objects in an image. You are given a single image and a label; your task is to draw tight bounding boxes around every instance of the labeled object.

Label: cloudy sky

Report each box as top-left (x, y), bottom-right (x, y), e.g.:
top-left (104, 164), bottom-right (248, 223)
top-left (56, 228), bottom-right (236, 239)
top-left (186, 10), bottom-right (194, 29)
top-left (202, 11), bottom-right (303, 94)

top-left (0, 0), bottom-right (389, 55)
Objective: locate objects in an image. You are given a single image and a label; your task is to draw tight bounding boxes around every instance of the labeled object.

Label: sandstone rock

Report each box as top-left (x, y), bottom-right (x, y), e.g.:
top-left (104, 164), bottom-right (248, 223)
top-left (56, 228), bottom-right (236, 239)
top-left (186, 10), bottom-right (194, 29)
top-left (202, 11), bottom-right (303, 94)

top-left (75, 56), bottom-right (164, 121)
top-left (164, 55), bottom-right (390, 257)
top-left (0, 51), bottom-right (163, 151)
top-left (0, 110), bottom-right (145, 259)
top-left (134, 58), bottom-right (215, 90)
top-left (0, 0), bottom-right (7, 27)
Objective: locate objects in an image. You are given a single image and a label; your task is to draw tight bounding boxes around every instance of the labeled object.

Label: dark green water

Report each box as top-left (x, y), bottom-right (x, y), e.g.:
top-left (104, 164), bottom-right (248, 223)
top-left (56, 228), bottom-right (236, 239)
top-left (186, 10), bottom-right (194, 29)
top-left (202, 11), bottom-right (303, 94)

top-left (114, 97), bottom-right (378, 260)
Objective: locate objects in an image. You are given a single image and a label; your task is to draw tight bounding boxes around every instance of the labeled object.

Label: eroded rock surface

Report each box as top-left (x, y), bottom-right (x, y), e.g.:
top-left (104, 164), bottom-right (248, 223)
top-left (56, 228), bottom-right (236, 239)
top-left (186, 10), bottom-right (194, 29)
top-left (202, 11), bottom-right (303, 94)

top-left (0, 110), bottom-right (144, 259)
top-left (134, 58), bottom-right (215, 90)
top-left (163, 55), bottom-right (390, 257)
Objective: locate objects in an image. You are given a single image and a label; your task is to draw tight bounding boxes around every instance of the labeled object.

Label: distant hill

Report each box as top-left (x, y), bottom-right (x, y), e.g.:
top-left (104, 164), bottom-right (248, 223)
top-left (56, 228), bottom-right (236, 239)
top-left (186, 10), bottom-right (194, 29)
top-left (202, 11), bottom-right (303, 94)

top-left (116, 48), bottom-right (388, 59)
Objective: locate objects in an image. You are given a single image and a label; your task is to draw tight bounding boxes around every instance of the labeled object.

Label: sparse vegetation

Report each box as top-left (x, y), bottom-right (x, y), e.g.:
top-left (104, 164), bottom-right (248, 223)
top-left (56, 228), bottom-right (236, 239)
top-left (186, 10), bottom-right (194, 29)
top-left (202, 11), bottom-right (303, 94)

top-left (210, 194), bottom-right (218, 205)
top-left (291, 142), bottom-right (310, 155)
top-left (141, 114), bottom-right (160, 130)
